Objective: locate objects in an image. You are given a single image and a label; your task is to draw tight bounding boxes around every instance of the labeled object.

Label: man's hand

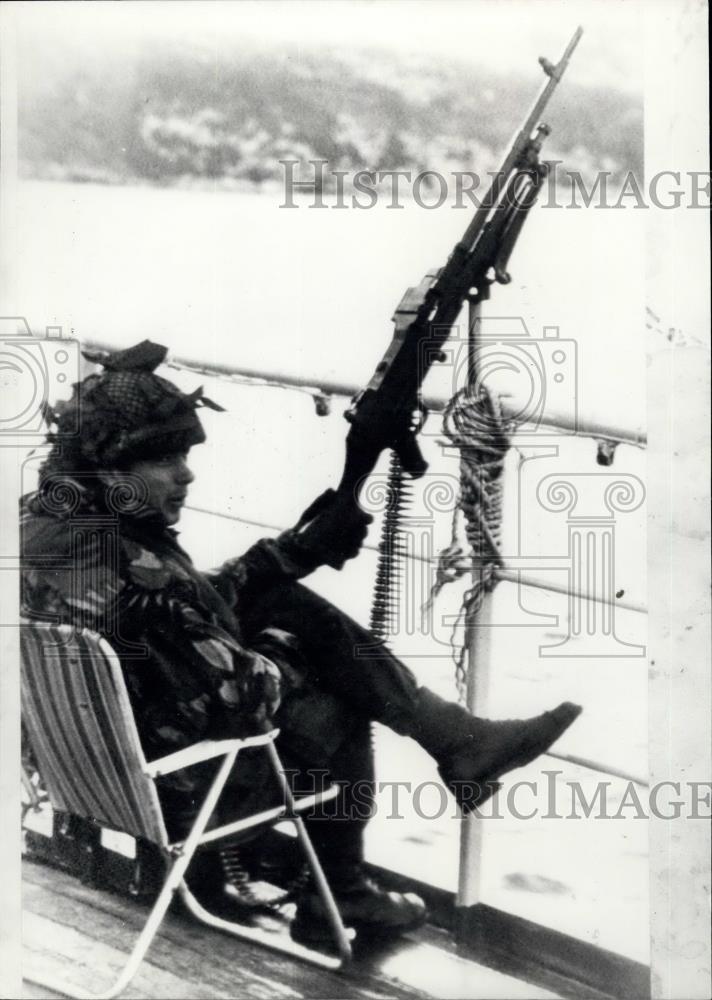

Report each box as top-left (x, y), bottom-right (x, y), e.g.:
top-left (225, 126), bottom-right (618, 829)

top-left (291, 489), bottom-right (373, 570)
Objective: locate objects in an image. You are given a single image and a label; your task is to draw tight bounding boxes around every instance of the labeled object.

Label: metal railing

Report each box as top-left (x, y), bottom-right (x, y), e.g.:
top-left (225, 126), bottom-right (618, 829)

top-left (84, 341), bottom-right (649, 798)
top-left (83, 339), bottom-right (647, 448)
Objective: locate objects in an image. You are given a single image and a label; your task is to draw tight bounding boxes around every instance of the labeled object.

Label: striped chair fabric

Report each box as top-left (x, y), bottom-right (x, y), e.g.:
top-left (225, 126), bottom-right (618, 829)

top-left (21, 623), bottom-right (168, 846)
top-left (21, 621), bottom-right (352, 997)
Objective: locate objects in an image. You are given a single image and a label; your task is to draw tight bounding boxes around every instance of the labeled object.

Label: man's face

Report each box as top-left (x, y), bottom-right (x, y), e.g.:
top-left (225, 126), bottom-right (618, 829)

top-left (124, 450), bottom-right (195, 526)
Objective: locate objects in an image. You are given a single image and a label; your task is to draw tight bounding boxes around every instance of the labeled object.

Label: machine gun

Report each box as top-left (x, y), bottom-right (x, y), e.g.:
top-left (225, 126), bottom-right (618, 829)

top-left (296, 29), bottom-right (583, 569)
top-left (337, 28), bottom-right (582, 500)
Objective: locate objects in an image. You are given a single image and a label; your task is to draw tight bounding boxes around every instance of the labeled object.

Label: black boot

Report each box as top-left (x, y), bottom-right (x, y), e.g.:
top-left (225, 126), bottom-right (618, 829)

top-left (412, 689), bottom-right (582, 813)
top-left (294, 767), bottom-right (427, 947)
top-left (292, 865), bottom-right (427, 946)
top-left (183, 847), bottom-right (259, 923)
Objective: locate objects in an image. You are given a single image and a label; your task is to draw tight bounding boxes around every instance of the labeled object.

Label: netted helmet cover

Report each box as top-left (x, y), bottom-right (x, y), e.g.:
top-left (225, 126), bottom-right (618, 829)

top-left (43, 340), bottom-right (223, 471)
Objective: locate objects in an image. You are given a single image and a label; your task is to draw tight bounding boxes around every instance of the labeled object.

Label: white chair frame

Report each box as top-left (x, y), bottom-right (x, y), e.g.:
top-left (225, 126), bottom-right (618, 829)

top-left (21, 624), bottom-right (352, 999)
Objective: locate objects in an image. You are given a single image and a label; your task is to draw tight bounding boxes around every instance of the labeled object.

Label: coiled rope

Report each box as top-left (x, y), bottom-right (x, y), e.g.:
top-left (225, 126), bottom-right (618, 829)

top-left (428, 386), bottom-right (510, 700)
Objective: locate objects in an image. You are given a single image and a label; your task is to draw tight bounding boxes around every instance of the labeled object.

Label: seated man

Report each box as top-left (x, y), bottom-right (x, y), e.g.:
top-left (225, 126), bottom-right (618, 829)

top-left (21, 339), bottom-right (581, 945)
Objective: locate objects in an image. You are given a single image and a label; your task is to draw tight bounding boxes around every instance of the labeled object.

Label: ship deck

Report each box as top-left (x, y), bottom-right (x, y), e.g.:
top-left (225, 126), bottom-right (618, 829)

top-left (22, 860), bottom-right (563, 1000)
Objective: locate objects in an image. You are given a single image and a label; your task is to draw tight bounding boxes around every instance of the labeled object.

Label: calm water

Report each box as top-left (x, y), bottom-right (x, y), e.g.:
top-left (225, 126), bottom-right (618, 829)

top-left (15, 180), bottom-right (649, 963)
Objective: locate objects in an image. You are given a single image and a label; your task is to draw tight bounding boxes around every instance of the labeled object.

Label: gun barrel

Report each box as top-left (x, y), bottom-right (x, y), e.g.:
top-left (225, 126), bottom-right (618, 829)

top-left (459, 27), bottom-right (584, 255)
top-left (339, 31), bottom-right (583, 489)
top-left (564, 26), bottom-right (584, 63)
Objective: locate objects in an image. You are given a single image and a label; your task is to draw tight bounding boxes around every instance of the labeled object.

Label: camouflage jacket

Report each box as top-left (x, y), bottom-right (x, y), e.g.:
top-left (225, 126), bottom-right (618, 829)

top-left (20, 482), bottom-right (310, 764)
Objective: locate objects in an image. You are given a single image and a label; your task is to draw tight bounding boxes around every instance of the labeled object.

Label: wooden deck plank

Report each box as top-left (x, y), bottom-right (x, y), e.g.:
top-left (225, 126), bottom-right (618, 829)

top-left (23, 912), bottom-right (232, 1000)
top-left (22, 861), bottom-right (428, 1000)
top-left (374, 937), bottom-right (560, 1000)
top-left (23, 868), bottom-right (308, 1000)
top-left (22, 860), bottom-right (563, 999)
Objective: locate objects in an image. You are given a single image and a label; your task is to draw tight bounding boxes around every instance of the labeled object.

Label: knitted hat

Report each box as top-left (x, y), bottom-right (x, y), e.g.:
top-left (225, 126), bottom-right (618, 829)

top-left (44, 340), bottom-right (224, 469)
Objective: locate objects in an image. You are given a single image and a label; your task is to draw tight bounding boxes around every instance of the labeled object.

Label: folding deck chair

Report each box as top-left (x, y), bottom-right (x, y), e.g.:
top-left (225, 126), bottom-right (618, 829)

top-left (21, 622), bottom-right (352, 999)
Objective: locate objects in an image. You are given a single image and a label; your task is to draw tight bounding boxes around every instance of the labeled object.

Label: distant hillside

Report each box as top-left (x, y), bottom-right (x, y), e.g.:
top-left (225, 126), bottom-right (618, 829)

top-left (18, 37), bottom-right (641, 190)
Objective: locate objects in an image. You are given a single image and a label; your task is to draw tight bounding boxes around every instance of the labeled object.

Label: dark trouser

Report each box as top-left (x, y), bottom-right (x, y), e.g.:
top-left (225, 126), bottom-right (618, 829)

top-left (235, 580), bottom-right (423, 881)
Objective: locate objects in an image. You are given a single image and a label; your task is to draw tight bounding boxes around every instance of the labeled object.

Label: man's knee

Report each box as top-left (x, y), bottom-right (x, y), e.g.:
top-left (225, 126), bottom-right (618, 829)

top-left (276, 688), bottom-right (357, 767)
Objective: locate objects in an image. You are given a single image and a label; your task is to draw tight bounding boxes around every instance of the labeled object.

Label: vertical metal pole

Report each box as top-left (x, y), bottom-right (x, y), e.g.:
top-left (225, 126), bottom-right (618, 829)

top-left (456, 594), bottom-right (495, 908)
top-left (456, 292), bottom-right (495, 909)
